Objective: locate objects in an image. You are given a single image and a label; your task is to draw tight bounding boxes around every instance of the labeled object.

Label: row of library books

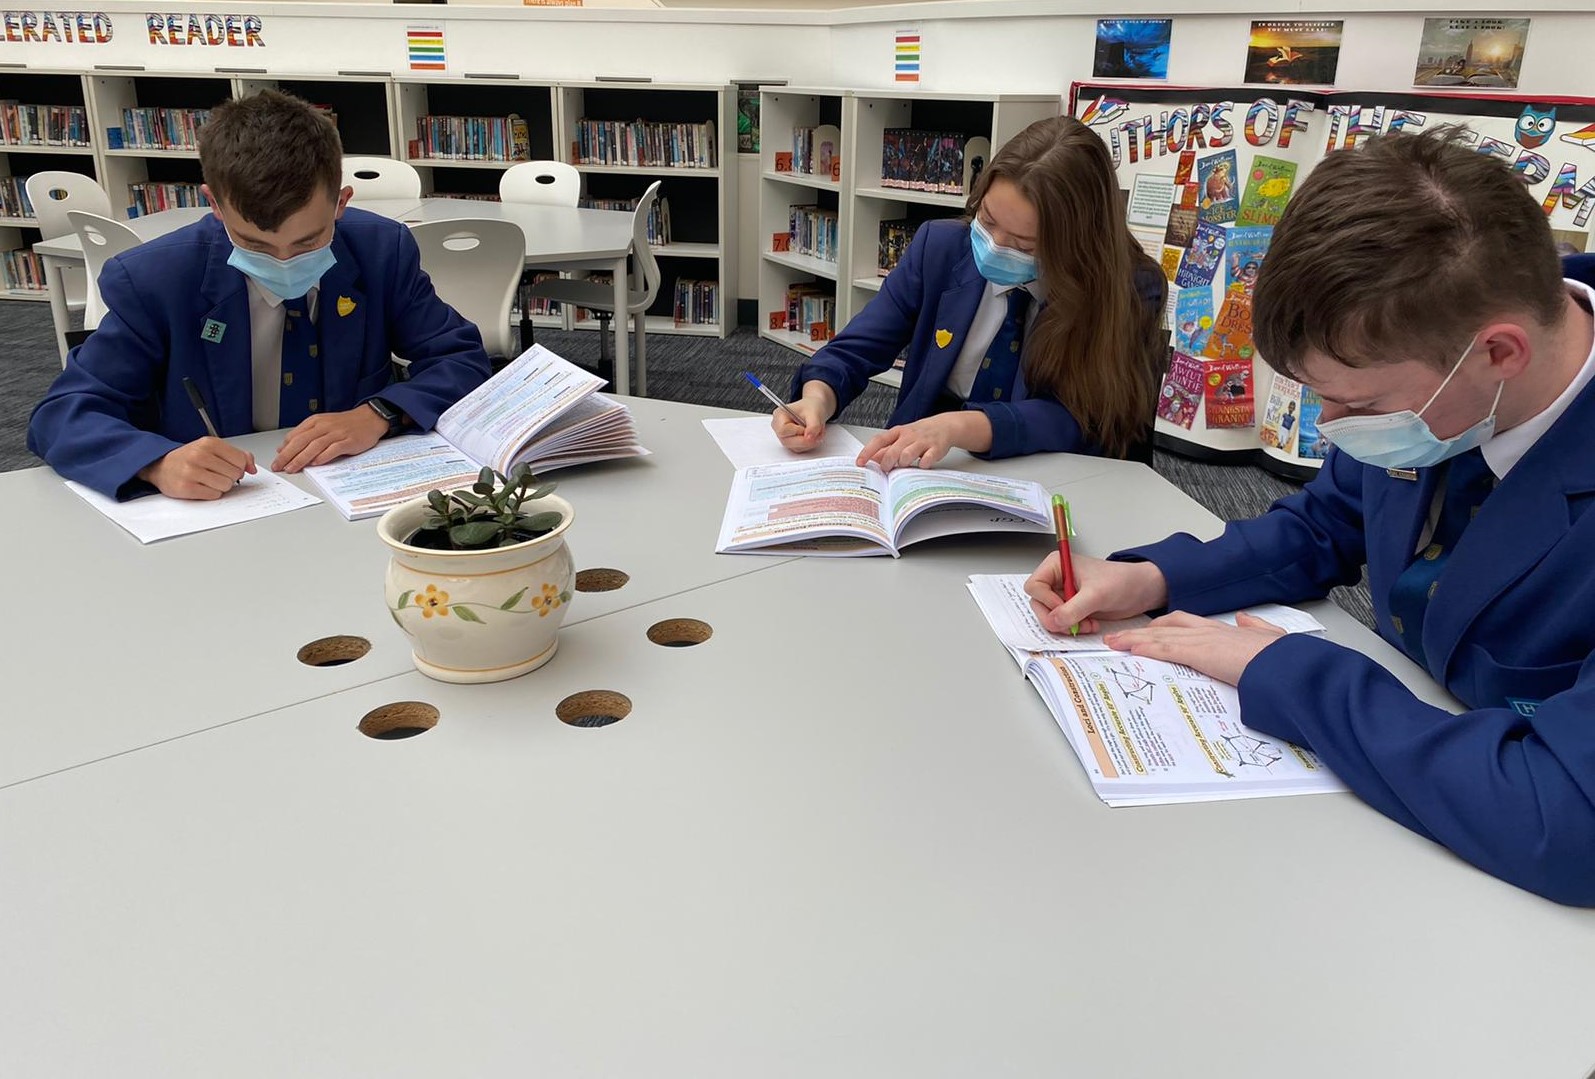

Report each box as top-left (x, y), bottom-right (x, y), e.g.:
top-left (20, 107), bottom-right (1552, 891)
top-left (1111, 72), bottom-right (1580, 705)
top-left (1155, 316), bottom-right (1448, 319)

top-left (516, 273), bottom-right (562, 319)
top-left (108, 107), bottom-right (210, 152)
top-left (881, 130), bottom-right (990, 196)
top-left (570, 118), bottom-right (717, 170)
top-left (781, 204), bottom-right (839, 263)
top-left (2, 248), bottom-right (46, 291)
top-left (878, 220), bottom-right (917, 276)
top-left (777, 124), bottom-right (839, 182)
top-left (673, 277), bottom-right (718, 326)
top-left (410, 113), bottom-right (531, 164)
top-left (128, 181), bottom-right (209, 217)
top-left (1, 102), bottom-right (90, 148)
top-left (579, 195), bottom-right (671, 246)
top-left (0, 176), bottom-right (35, 220)
top-left (769, 282), bottom-right (835, 342)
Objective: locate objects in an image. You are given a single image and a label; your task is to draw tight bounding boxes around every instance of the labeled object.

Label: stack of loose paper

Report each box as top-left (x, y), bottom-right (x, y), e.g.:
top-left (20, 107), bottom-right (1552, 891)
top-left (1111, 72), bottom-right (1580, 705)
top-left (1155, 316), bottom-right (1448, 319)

top-left (305, 345), bottom-right (649, 520)
top-left (66, 470), bottom-right (321, 543)
top-left (968, 573), bottom-right (1346, 806)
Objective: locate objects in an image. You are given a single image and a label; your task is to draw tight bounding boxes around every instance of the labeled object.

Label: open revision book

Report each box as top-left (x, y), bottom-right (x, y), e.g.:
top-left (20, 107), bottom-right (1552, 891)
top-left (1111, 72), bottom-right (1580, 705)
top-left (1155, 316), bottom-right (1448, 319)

top-left (716, 457), bottom-right (1053, 556)
top-left (968, 574), bottom-right (1347, 806)
top-left (305, 345), bottom-right (647, 520)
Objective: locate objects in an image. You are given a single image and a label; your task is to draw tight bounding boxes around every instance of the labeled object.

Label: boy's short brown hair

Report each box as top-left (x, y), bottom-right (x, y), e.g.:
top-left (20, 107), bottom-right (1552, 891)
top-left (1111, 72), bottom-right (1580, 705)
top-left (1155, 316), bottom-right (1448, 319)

top-left (1254, 126), bottom-right (1565, 380)
top-left (199, 89), bottom-right (343, 231)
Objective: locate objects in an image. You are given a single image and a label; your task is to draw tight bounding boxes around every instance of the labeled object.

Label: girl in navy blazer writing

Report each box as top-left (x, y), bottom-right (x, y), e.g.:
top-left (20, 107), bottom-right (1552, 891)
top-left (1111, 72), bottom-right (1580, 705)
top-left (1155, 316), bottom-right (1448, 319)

top-left (772, 115), bottom-right (1166, 468)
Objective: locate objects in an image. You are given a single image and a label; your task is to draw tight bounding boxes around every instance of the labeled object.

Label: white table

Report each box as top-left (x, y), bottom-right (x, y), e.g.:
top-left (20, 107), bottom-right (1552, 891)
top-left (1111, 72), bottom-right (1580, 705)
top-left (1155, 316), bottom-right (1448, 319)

top-left (5, 402), bottom-right (1592, 1077)
top-left (31, 197), bottom-right (642, 394)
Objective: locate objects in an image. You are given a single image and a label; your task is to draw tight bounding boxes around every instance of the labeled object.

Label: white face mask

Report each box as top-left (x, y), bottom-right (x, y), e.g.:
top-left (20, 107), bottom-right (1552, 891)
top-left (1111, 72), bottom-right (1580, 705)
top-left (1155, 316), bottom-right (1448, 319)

top-left (1314, 336), bottom-right (1504, 470)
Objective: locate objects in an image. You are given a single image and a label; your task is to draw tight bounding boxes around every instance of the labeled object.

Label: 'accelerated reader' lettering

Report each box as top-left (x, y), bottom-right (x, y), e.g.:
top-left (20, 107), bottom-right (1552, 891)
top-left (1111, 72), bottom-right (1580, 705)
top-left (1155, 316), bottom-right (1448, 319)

top-left (147, 12), bottom-right (263, 47)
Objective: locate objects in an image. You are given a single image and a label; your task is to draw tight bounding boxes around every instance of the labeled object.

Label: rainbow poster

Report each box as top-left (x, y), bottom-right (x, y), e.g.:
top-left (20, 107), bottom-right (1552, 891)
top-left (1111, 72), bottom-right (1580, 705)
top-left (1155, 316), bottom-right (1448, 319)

top-left (894, 28), bottom-right (920, 84)
top-left (406, 24), bottom-right (445, 72)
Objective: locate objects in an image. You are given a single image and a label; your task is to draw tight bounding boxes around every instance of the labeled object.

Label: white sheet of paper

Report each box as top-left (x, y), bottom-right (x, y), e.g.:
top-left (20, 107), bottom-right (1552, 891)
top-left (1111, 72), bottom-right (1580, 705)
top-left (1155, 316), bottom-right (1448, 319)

top-left (966, 573), bottom-right (1326, 662)
top-left (702, 416), bottom-right (865, 469)
top-left (65, 469), bottom-right (322, 543)
top-left (1128, 173), bottom-right (1179, 230)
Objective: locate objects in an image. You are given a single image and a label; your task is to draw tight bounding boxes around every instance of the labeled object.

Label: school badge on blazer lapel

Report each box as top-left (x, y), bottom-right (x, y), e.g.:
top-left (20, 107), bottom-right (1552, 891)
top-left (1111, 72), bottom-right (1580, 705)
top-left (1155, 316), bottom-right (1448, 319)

top-left (200, 318), bottom-right (226, 343)
top-left (337, 296), bottom-right (356, 317)
top-left (935, 329), bottom-right (953, 349)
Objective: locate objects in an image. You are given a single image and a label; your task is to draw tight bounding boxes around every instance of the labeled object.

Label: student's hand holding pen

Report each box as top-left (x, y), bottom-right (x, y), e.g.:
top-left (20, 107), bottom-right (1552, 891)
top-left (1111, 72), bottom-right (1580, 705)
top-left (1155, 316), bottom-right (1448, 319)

top-left (1023, 552), bottom-right (1169, 636)
top-left (137, 438), bottom-right (257, 500)
top-left (770, 380), bottom-right (836, 452)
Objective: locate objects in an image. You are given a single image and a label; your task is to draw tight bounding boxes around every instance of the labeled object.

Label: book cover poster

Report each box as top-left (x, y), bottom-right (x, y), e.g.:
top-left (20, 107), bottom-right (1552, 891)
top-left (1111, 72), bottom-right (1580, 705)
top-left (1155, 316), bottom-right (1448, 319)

top-left (1260, 372), bottom-right (1303, 453)
top-left (1159, 245), bottom-right (1183, 283)
top-left (1201, 293), bottom-right (1256, 361)
top-left (1237, 156), bottom-right (1298, 227)
top-left (1173, 287), bottom-right (1215, 354)
top-left (1164, 203), bottom-right (1198, 250)
top-left (1174, 150), bottom-right (1196, 186)
top-left (1094, 19), bottom-right (1173, 80)
top-left (1173, 220), bottom-right (1227, 289)
top-left (1225, 225), bottom-right (1272, 296)
top-left (1204, 358), bottom-right (1256, 428)
top-left (1245, 20), bottom-right (1343, 86)
top-left (1297, 388), bottom-right (1331, 458)
top-left (1196, 150), bottom-right (1239, 224)
top-left (1414, 18), bottom-right (1530, 90)
top-left (1157, 351), bottom-right (1205, 429)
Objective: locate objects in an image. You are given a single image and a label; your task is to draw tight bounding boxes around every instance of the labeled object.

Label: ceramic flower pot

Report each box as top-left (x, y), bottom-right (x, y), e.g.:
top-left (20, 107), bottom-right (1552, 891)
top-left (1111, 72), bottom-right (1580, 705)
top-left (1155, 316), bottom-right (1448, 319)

top-left (377, 494), bottom-right (575, 684)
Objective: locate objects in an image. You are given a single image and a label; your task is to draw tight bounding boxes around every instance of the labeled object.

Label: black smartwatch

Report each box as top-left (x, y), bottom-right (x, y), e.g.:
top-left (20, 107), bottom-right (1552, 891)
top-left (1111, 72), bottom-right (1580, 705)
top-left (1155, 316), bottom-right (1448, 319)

top-left (366, 397), bottom-right (405, 438)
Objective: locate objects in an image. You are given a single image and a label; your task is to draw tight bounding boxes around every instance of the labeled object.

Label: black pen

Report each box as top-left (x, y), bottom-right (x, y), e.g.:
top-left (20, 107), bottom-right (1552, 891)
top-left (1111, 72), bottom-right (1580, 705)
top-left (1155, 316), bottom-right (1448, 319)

top-left (181, 376), bottom-right (221, 438)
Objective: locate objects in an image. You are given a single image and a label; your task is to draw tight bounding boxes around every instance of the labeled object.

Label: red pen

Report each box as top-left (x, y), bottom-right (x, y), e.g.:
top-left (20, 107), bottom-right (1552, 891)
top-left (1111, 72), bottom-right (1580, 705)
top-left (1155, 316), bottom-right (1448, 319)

top-left (1051, 494), bottom-right (1079, 635)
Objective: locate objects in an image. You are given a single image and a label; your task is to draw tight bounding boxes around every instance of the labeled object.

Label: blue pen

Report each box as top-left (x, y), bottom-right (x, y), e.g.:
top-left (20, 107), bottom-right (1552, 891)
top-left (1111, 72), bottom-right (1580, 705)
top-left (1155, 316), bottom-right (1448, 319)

top-left (742, 371), bottom-right (807, 430)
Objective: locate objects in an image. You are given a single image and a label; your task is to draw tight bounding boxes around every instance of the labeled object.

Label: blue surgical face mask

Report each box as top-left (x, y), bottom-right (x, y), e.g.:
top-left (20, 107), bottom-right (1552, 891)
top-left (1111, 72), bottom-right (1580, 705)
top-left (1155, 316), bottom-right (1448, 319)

top-left (970, 217), bottom-right (1037, 287)
top-left (1313, 336), bottom-right (1504, 469)
top-left (226, 230), bottom-right (337, 301)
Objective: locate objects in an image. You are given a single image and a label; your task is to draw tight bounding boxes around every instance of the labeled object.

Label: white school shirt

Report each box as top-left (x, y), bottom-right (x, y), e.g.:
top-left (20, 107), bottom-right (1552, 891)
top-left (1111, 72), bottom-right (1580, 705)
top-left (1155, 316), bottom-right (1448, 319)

top-left (945, 279), bottom-right (1043, 400)
top-left (246, 277), bottom-right (321, 433)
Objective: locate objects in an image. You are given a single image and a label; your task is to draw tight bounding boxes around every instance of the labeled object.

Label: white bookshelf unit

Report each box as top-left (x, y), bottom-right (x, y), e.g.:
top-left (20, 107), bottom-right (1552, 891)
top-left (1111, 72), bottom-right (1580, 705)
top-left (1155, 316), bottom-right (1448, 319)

top-left (757, 88), bottom-right (1057, 359)
top-left (392, 76), bottom-right (559, 193)
top-left (756, 87), bottom-right (846, 357)
top-left (0, 70), bottom-right (96, 301)
top-left (88, 73), bottom-right (231, 217)
top-left (556, 81), bottom-right (737, 340)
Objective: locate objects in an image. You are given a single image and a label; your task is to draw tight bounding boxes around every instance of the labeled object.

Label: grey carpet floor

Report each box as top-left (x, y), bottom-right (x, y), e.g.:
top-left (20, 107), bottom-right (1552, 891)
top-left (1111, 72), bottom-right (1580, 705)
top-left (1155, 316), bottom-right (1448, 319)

top-left (1, 299), bottom-right (1374, 627)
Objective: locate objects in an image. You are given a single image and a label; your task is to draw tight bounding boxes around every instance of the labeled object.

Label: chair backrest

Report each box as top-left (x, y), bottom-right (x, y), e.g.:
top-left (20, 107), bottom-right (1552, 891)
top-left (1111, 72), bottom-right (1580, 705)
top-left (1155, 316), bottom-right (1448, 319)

top-left (626, 180), bottom-right (664, 315)
top-left (408, 217), bottom-right (525, 357)
top-left (342, 156), bottom-right (423, 201)
top-left (26, 171), bottom-right (113, 240)
top-left (66, 210), bottom-right (142, 336)
top-left (499, 160), bottom-right (581, 206)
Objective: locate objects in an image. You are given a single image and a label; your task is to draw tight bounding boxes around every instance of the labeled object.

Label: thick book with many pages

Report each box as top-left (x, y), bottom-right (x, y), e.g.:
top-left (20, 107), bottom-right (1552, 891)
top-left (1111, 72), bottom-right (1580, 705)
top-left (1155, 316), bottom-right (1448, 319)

top-left (305, 345), bottom-right (647, 520)
top-left (715, 457), bottom-right (1053, 556)
top-left (967, 573), bottom-right (1347, 806)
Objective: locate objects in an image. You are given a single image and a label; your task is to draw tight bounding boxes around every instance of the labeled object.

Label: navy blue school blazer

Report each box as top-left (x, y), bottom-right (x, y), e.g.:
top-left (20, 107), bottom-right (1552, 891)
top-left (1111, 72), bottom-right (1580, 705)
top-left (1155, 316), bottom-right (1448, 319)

top-left (1115, 282), bottom-right (1595, 905)
top-left (792, 218), bottom-right (1164, 459)
top-left (28, 207), bottom-right (491, 499)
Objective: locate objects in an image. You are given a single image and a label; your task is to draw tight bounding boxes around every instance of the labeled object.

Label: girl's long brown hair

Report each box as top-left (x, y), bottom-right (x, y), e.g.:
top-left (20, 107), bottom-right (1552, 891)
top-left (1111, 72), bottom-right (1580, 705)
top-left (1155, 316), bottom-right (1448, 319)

top-left (966, 115), bottom-right (1166, 458)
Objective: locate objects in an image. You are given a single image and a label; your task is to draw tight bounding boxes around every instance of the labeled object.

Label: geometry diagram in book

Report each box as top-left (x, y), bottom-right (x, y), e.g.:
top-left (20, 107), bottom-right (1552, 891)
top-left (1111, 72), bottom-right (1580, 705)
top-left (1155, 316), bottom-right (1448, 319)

top-left (1105, 662), bottom-right (1156, 705)
top-left (1220, 733), bottom-right (1283, 769)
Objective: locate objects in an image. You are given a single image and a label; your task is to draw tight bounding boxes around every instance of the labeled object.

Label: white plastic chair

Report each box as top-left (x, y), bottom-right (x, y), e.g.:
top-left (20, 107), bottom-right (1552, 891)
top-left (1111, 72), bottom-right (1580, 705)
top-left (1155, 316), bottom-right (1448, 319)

top-left (26, 171), bottom-right (113, 317)
top-left (66, 210), bottom-right (142, 352)
top-left (499, 160), bottom-right (581, 206)
top-left (408, 217), bottom-right (526, 360)
top-left (342, 156), bottom-right (423, 201)
top-left (525, 181), bottom-right (662, 395)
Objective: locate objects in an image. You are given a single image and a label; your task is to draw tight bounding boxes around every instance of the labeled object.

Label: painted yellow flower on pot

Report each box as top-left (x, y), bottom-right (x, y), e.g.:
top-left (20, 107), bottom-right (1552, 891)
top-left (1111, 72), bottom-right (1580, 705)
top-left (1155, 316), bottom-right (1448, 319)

top-left (418, 584), bottom-right (451, 618)
top-left (532, 583), bottom-right (563, 617)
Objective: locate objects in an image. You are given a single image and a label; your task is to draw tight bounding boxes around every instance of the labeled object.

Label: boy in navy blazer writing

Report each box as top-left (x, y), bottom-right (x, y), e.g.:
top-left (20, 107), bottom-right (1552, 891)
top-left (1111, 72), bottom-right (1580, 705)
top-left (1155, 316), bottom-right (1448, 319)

top-left (1028, 129), bottom-right (1595, 906)
top-left (28, 89), bottom-right (491, 500)
top-left (771, 116), bottom-right (1165, 468)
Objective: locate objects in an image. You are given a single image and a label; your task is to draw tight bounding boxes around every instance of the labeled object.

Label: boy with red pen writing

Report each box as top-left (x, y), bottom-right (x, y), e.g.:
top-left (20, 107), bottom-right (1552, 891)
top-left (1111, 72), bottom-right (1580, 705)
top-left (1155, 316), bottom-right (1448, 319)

top-left (1025, 129), bottom-right (1595, 906)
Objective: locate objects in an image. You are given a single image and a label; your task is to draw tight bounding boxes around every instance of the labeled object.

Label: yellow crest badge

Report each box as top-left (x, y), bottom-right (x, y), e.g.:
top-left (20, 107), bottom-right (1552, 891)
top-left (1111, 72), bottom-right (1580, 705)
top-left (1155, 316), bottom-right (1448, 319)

top-left (336, 296), bottom-right (356, 318)
top-left (934, 329), bottom-right (953, 349)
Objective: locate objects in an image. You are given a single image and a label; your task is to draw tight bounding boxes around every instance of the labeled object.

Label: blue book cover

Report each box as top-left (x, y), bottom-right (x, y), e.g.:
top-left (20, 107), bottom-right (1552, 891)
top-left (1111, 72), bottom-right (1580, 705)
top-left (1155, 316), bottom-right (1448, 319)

top-left (1196, 149), bottom-right (1240, 225)
top-left (1174, 287), bottom-right (1215, 354)
top-left (1225, 225), bottom-right (1273, 296)
top-left (1174, 221), bottom-right (1227, 289)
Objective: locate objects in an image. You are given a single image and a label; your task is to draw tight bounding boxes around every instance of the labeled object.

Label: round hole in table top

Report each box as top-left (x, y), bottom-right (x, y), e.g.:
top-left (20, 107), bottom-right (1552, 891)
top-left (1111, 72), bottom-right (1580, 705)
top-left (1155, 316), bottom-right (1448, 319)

top-left (646, 618), bottom-right (712, 648)
top-left (575, 568), bottom-right (630, 593)
top-left (555, 690), bottom-right (631, 728)
top-left (297, 635), bottom-right (372, 667)
top-left (358, 702), bottom-right (439, 740)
